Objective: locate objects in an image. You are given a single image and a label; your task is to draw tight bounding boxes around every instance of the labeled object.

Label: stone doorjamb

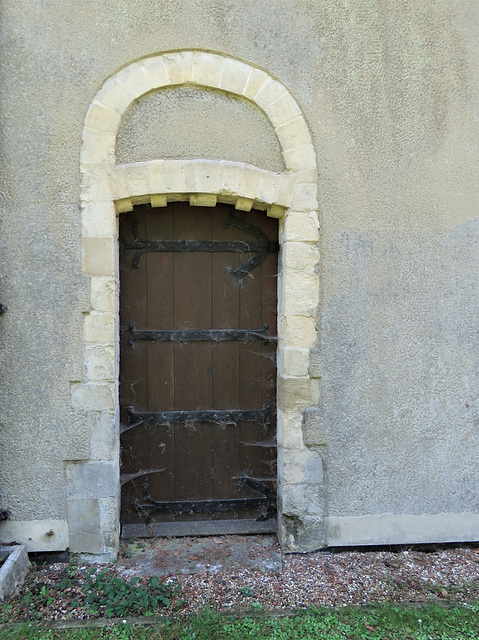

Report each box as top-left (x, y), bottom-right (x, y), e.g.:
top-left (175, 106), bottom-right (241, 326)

top-left (71, 50), bottom-right (321, 558)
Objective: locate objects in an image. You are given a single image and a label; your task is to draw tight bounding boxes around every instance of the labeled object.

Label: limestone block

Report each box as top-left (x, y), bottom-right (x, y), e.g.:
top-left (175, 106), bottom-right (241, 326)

top-left (281, 242), bottom-right (318, 274)
top-left (163, 160), bottom-right (185, 192)
top-left (267, 205), bottom-right (285, 219)
top-left (254, 79), bottom-right (287, 110)
top-left (141, 56), bottom-right (169, 89)
top-left (0, 521), bottom-right (69, 552)
top-left (279, 315), bottom-right (317, 349)
top-left (194, 160), bottom-right (223, 192)
top-left (281, 211), bottom-right (319, 243)
top-left (242, 68), bottom-right (268, 101)
top-left (283, 448), bottom-right (324, 485)
top-left (292, 182), bottom-right (318, 211)
top-left (183, 161), bottom-right (197, 192)
top-left (273, 175), bottom-right (295, 208)
top-left (70, 382), bottom-right (115, 411)
top-left (267, 93), bottom-right (302, 128)
top-left (96, 77), bottom-right (135, 115)
top-left (162, 52), bottom-right (184, 85)
top-left (115, 198), bottom-right (133, 214)
top-left (99, 497), bottom-right (119, 535)
top-left (281, 484), bottom-right (325, 517)
top-left (277, 376), bottom-right (312, 411)
top-left (282, 273), bottom-right (319, 316)
top-left (66, 498), bottom-right (101, 536)
top-left (85, 345), bottom-right (115, 381)
top-left (241, 165), bottom-right (261, 199)
top-left (220, 58), bottom-right (251, 95)
top-left (151, 194), bottom-right (167, 207)
top-left (89, 411), bottom-right (118, 462)
top-left (177, 51), bottom-right (195, 83)
top-left (81, 165), bottom-right (112, 203)
top-left (82, 237), bottom-right (115, 277)
top-left (192, 52), bottom-right (224, 88)
top-left (278, 346), bottom-right (310, 377)
top-left (65, 460), bottom-right (118, 500)
top-left (115, 62), bottom-right (152, 100)
top-left (284, 144), bottom-right (317, 172)
top-left (276, 117), bottom-right (312, 151)
top-left (280, 515), bottom-right (325, 552)
top-left (189, 194), bottom-right (217, 207)
top-left (82, 202), bottom-right (116, 237)
top-left (69, 532), bottom-right (104, 554)
top-left (80, 129), bottom-right (115, 166)
top-left (235, 198), bottom-right (253, 212)
top-left (124, 163), bottom-right (149, 197)
top-left (84, 312), bottom-right (115, 343)
top-left (257, 172), bottom-right (278, 204)
top-left (277, 408), bottom-right (304, 449)
top-left (302, 407), bottom-right (327, 446)
top-left (85, 102), bottom-right (121, 134)
top-left (221, 163), bottom-right (242, 195)
top-left (147, 161), bottom-right (166, 194)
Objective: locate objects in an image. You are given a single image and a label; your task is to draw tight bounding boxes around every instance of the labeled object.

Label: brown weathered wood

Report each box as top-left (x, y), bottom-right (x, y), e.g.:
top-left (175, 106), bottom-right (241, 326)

top-left (119, 202), bottom-right (278, 533)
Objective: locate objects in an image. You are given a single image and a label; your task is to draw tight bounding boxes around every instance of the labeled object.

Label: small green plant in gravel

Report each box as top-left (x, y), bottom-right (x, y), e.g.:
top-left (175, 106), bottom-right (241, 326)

top-left (82, 569), bottom-right (180, 617)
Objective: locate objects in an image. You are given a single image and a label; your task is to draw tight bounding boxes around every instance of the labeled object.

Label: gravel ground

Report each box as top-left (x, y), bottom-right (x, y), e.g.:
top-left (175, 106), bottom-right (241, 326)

top-left (3, 541), bottom-right (479, 622)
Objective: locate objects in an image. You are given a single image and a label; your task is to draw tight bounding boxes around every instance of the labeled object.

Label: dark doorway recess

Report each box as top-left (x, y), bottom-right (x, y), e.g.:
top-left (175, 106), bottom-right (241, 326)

top-left (119, 202), bottom-right (278, 537)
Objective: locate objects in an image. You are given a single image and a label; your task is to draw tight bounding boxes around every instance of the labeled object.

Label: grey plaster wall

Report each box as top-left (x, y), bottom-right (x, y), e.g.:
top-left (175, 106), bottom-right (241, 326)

top-left (116, 86), bottom-right (284, 170)
top-left (0, 0), bottom-right (478, 550)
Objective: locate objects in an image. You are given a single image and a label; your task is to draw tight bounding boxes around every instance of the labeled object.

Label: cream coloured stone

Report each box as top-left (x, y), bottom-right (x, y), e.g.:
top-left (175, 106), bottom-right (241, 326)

top-left (90, 277), bottom-right (116, 313)
top-left (281, 211), bottom-right (319, 243)
top-left (82, 202), bottom-right (116, 237)
top-left (192, 52), bottom-right (224, 88)
top-left (150, 194), bottom-right (167, 207)
top-left (85, 102), bottom-right (121, 134)
top-left (257, 172), bottom-right (278, 203)
top-left (221, 163), bottom-right (242, 195)
top-left (277, 409), bottom-right (305, 449)
top-left (177, 51), bottom-right (195, 83)
top-left (146, 160), bottom-right (166, 194)
top-left (95, 77), bottom-right (135, 115)
top-left (235, 197), bottom-right (253, 212)
top-left (291, 182), bottom-right (318, 211)
top-left (278, 346), bottom-right (310, 377)
top-left (267, 204), bottom-right (285, 218)
top-left (276, 117), bottom-right (312, 151)
top-left (162, 52), bottom-right (184, 84)
top-left (81, 129), bottom-right (115, 167)
top-left (115, 198), bottom-right (133, 213)
top-left (115, 62), bottom-right (152, 100)
top-left (220, 58), bottom-right (251, 95)
top-left (84, 313), bottom-right (115, 343)
top-left (282, 273), bottom-right (319, 315)
top-left (193, 160), bottom-right (224, 193)
top-left (277, 376), bottom-right (313, 411)
top-left (189, 193), bottom-right (217, 207)
top-left (242, 68), bottom-right (268, 101)
top-left (108, 165), bottom-right (127, 200)
top-left (280, 315), bottom-right (317, 348)
top-left (281, 241), bottom-right (318, 273)
top-left (141, 56), bottom-right (169, 89)
top-left (70, 382), bottom-right (115, 411)
top-left (284, 143), bottom-right (317, 171)
top-left (273, 175), bottom-right (294, 208)
top-left (81, 166), bottom-right (112, 203)
top-left (241, 165), bottom-right (261, 199)
top-left (267, 92), bottom-right (302, 128)
top-left (124, 163), bottom-right (149, 197)
top-left (82, 237), bottom-right (115, 277)
top-left (0, 520), bottom-right (69, 552)
top-left (255, 79), bottom-right (288, 110)
top-left (184, 161), bottom-right (197, 191)
top-left (85, 345), bottom-right (115, 381)
top-left (163, 160), bottom-right (185, 192)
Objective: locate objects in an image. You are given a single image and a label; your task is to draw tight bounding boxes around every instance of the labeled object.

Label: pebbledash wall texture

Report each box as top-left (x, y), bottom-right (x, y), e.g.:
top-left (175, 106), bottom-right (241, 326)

top-left (0, 0), bottom-right (478, 558)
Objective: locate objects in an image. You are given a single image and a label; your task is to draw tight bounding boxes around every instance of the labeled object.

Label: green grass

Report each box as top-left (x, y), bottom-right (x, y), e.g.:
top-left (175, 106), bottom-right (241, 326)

top-left (1, 603), bottom-right (479, 639)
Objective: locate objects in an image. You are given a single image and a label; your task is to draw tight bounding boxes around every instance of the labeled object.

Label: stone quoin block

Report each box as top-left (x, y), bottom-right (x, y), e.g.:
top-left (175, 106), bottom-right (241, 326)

top-left (84, 312), bottom-right (115, 343)
top-left (70, 382), bottom-right (116, 412)
top-left (82, 201), bottom-right (116, 237)
top-left (82, 237), bottom-right (115, 277)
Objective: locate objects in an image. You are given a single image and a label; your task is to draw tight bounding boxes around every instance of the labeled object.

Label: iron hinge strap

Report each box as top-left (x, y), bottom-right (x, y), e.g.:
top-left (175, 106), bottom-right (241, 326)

top-left (128, 322), bottom-right (274, 346)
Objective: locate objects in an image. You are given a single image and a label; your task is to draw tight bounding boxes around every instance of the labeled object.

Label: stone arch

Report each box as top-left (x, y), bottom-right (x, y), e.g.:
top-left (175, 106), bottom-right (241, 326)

top-left (72, 51), bottom-right (321, 557)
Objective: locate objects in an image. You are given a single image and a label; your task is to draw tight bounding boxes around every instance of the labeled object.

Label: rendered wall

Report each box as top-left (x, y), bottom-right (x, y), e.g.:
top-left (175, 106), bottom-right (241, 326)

top-left (0, 0), bottom-right (478, 554)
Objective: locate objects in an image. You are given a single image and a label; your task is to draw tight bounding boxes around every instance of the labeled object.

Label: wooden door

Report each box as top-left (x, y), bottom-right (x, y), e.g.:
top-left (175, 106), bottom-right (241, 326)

top-left (119, 202), bottom-right (278, 537)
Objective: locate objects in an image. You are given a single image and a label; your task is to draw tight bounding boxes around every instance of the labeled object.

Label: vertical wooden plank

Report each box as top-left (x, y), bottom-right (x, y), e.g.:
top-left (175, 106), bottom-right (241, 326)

top-left (173, 204), bottom-right (213, 502)
top-left (119, 207), bottom-right (149, 524)
top-left (146, 207), bottom-right (175, 508)
top-left (211, 204), bottom-right (240, 501)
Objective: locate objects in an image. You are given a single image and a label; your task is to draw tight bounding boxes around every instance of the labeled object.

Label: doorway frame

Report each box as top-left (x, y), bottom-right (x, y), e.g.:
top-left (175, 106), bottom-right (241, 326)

top-left (71, 50), bottom-right (321, 558)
